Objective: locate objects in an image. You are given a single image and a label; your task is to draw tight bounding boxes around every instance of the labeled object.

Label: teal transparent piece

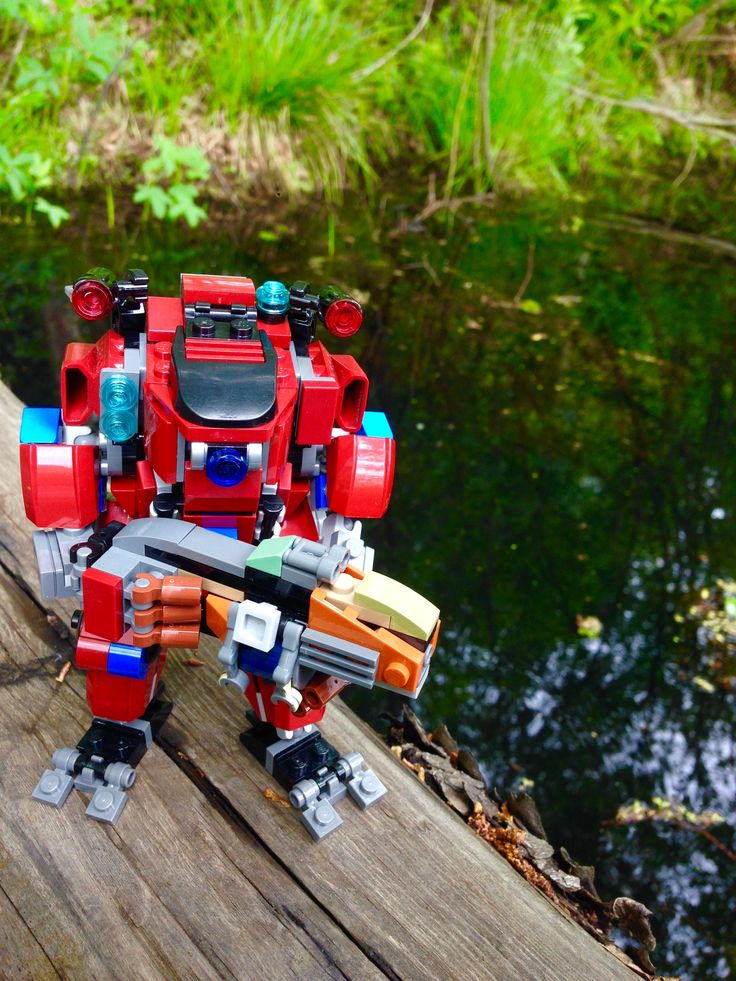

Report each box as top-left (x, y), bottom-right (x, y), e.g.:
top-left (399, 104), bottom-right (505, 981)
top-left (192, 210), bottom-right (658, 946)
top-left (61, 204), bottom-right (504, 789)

top-left (256, 280), bottom-right (289, 316)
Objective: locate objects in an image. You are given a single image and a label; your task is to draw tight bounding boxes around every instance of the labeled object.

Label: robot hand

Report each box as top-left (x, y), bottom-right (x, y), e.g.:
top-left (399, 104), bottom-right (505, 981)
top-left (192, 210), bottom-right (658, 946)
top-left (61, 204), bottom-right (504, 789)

top-left (317, 512), bottom-right (374, 572)
top-left (271, 682), bottom-right (303, 712)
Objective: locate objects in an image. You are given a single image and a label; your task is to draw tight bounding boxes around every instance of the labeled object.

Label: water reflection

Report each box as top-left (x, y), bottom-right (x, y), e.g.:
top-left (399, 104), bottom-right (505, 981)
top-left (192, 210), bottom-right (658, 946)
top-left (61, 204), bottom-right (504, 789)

top-left (1, 200), bottom-right (734, 978)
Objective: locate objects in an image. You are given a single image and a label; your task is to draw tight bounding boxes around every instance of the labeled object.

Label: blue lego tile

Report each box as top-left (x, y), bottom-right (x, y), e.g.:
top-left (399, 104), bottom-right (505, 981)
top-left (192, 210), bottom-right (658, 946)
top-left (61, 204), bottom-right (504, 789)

top-left (210, 527), bottom-right (238, 539)
top-left (314, 473), bottom-right (328, 509)
top-left (20, 407), bottom-right (61, 445)
top-left (108, 642), bottom-right (147, 680)
top-left (238, 641), bottom-right (282, 679)
top-left (359, 410), bottom-right (393, 439)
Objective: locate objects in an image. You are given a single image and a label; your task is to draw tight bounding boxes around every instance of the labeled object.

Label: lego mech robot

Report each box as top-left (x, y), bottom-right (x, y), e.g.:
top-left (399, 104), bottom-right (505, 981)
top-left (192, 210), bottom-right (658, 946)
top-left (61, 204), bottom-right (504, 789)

top-left (20, 269), bottom-right (440, 840)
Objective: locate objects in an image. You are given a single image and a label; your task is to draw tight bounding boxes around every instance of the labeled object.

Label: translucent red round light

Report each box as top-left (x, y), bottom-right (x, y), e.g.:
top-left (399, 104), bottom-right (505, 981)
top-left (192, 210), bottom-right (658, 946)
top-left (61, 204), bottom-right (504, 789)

top-left (324, 298), bottom-right (362, 337)
top-left (71, 279), bottom-right (114, 321)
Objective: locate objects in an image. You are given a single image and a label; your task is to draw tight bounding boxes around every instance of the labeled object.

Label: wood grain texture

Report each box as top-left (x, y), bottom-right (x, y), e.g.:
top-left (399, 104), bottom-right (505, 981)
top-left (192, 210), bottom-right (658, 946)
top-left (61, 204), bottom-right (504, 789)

top-left (0, 381), bottom-right (635, 980)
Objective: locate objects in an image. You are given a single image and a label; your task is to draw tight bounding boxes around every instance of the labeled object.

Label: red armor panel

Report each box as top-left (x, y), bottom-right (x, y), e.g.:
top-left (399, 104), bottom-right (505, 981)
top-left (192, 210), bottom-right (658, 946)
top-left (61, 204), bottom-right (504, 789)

top-left (82, 567), bottom-right (124, 641)
top-left (86, 651), bottom-right (166, 723)
top-left (243, 675), bottom-right (326, 731)
top-left (326, 434), bottom-right (395, 518)
top-left (146, 295), bottom-right (182, 343)
top-left (20, 443), bottom-right (99, 528)
top-left (295, 378), bottom-right (340, 445)
top-left (180, 273), bottom-right (255, 311)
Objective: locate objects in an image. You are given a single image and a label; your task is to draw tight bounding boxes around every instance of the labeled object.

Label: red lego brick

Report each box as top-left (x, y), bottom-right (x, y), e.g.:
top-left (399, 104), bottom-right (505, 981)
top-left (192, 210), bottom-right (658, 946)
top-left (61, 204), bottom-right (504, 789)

top-left (183, 338), bottom-right (265, 362)
top-left (295, 377), bottom-right (340, 445)
top-left (147, 341), bottom-right (173, 385)
top-left (181, 274), bottom-right (255, 311)
top-left (110, 460), bottom-right (157, 519)
top-left (280, 499), bottom-right (319, 540)
top-left (136, 460), bottom-right (157, 515)
top-left (331, 355), bottom-right (369, 432)
top-left (20, 443), bottom-right (99, 528)
top-left (75, 628), bottom-right (111, 671)
top-left (61, 333), bottom-right (124, 425)
top-left (86, 653), bottom-right (163, 722)
top-left (109, 473), bottom-right (137, 516)
top-left (143, 384), bottom-right (180, 484)
top-left (244, 676), bottom-right (325, 730)
top-left (259, 318), bottom-right (291, 349)
top-left (326, 434), bottom-right (395, 518)
top-left (284, 476), bottom-right (309, 515)
top-left (82, 567), bottom-right (124, 641)
top-left (61, 342), bottom-right (97, 424)
top-left (184, 462), bottom-right (261, 512)
top-left (147, 296), bottom-right (182, 343)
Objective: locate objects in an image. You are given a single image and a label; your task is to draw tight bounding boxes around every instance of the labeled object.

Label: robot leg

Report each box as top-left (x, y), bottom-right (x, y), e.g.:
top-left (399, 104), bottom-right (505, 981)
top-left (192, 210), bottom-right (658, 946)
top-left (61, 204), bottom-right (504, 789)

top-left (240, 716), bottom-right (387, 841)
top-left (32, 650), bottom-right (171, 824)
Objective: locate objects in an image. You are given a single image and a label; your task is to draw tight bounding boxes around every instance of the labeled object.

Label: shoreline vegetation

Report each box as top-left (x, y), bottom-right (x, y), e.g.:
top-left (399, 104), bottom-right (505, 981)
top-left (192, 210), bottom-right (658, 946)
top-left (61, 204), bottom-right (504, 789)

top-left (1, 1), bottom-right (736, 231)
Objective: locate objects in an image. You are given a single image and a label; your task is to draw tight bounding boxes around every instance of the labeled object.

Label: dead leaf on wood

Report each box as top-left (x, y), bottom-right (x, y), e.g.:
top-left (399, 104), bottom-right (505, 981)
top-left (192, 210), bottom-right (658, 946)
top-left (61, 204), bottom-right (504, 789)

top-left (456, 748), bottom-right (484, 781)
top-left (521, 832), bottom-right (582, 892)
top-left (560, 846), bottom-right (600, 899)
top-left (506, 791), bottom-right (548, 840)
top-left (431, 723), bottom-right (458, 755)
top-left (402, 705), bottom-right (446, 755)
top-left (612, 897), bottom-right (657, 974)
top-left (415, 749), bottom-right (455, 773)
top-left (46, 612), bottom-right (71, 640)
top-left (386, 707), bottom-right (663, 979)
top-left (612, 897), bottom-right (656, 951)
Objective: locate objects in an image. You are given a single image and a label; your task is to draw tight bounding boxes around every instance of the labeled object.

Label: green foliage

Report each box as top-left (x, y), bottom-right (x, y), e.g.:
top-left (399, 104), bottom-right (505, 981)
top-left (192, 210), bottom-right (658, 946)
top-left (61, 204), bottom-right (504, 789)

top-left (33, 197), bottom-right (70, 228)
top-left (134, 137), bottom-right (210, 226)
top-left (0, 0), bottom-right (734, 222)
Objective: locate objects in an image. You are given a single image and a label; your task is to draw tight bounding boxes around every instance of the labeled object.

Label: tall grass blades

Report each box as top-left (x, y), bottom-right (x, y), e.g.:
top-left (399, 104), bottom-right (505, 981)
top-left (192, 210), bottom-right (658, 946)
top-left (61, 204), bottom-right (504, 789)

top-left (0, 0), bottom-right (733, 225)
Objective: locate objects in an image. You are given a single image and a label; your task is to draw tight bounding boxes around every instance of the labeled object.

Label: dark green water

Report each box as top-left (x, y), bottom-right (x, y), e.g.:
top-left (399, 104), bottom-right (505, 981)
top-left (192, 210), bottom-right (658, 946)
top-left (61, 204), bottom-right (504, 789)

top-left (2, 198), bottom-right (735, 979)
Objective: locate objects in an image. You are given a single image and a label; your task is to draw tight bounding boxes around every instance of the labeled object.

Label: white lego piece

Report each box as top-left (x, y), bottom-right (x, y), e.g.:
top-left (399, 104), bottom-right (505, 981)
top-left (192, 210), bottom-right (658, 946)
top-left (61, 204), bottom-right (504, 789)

top-left (232, 599), bottom-right (280, 652)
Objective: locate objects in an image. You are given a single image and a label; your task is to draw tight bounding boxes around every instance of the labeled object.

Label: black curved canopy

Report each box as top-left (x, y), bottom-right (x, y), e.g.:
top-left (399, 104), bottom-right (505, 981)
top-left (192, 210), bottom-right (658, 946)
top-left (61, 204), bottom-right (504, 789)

top-left (172, 327), bottom-right (277, 427)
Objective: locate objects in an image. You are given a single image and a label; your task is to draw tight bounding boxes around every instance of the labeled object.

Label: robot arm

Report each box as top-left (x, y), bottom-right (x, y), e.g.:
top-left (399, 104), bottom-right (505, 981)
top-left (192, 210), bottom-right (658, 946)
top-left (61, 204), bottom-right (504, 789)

top-left (283, 280), bottom-right (396, 567)
top-left (317, 421), bottom-right (396, 571)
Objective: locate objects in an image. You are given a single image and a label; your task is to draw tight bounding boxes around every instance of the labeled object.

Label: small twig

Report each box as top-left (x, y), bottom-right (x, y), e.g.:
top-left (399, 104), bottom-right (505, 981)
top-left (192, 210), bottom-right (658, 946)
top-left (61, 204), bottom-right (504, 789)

top-left (590, 214), bottom-right (736, 259)
top-left (606, 814), bottom-right (736, 864)
top-left (421, 256), bottom-right (440, 284)
top-left (0, 22), bottom-right (28, 96)
top-left (566, 83), bottom-right (736, 145)
top-left (262, 787), bottom-right (291, 808)
top-left (70, 39), bottom-right (140, 187)
top-left (393, 189), bottom-right (495, 234)
top-left (513, 241), bottom-right (535, 305)
top-left (659, 0), bottom-right (733, 48)
top-left (678, 820), bottom-right (736, 864)
top-left (352, 0), bottom-right (435, 82)
top-left (443, 8), bottom-right (486, 203)
top-left (672, 133), bottom-right (699, 189)
top-left (479, 0), bottom-right (496, 177)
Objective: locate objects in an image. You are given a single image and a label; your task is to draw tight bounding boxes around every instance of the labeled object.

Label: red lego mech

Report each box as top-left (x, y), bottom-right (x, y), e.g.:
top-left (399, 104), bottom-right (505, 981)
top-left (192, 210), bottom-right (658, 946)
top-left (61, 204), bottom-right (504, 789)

top-left (20, 269), bottom-right (440, 839)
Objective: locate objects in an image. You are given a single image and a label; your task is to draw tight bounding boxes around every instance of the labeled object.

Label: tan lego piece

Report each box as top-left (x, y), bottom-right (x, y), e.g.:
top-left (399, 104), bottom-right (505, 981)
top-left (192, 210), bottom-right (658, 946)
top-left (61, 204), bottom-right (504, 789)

top-left (354, 571), bottom-right (440, 641)
top-left (321, 572), bottom-right (358, 610)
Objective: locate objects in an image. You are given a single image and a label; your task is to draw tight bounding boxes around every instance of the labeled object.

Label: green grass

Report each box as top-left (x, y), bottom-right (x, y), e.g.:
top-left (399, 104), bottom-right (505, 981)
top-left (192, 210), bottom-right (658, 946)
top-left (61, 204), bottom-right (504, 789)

top-left (0, 0), bottom-right (733, 226)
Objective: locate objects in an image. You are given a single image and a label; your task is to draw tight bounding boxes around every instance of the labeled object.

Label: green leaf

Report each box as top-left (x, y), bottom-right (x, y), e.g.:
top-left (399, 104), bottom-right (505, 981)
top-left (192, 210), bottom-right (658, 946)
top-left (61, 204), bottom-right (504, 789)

top-left (133, 183), bottom-right (170, 220)
top-left (519, 298), bottom-right (543, 315)
top-left (34, 197), bottom-right (70, 228)
top-left (166, 183), bottom-right (207, 227)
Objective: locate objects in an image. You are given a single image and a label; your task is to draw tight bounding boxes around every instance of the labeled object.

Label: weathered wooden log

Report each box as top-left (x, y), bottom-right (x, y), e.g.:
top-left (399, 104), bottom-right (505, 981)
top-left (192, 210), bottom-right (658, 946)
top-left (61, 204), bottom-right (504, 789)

top-left (0, 380), bottom-right (634, 980)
